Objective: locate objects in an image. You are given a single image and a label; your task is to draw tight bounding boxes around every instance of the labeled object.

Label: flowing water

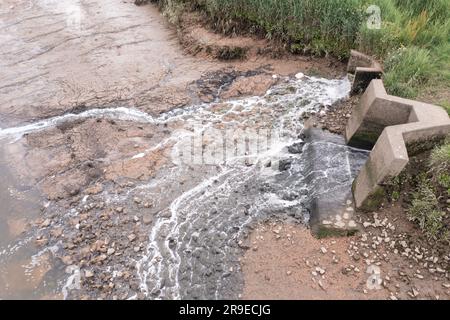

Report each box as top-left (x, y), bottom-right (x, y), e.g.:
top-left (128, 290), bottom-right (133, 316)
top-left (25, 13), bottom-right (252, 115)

top-left (0, 74), bottom-right (368, 299)
top-left (0, 0), bottom-right (368, 300)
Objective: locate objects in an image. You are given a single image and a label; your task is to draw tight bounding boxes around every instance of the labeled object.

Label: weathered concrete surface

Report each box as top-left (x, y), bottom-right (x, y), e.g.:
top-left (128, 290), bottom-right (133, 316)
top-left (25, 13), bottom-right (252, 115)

top-left (302, 127), bottom-right (368, 237)
top-left (346, 79), bottom-right (450, 210)
top-left (347, 50), bottom-right (382, 95)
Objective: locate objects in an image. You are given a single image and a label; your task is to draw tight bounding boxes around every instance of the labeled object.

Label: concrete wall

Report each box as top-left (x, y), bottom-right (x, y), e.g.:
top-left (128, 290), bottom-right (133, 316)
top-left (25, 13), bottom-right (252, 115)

top-left (347, 50), bottom-right (383, 95)
top-left (346, 79), bottom-right (450, 211)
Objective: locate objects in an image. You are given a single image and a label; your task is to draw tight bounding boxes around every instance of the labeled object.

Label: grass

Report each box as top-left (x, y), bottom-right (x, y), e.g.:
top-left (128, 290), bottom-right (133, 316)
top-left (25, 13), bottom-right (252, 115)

top-left (404, 140), bottom-right (450, 241)
top-left (408, 180), bottom-right (447, 241)
top-left (430, 139), bottom-right (450, 196)
top-left (152, 0), bottom-right (450, 241)
top-left (156, 0), bottom-right (450, 103)
top-left (383, 46), bottom-right (434, 98)
top-left (430, 139), bottom-right (450, 175)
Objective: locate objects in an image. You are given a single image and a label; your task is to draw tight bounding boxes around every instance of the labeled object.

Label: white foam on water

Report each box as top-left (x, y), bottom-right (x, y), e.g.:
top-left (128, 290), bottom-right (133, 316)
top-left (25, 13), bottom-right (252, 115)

top-left (128, 75), bottom-right (354, 299)
top-left (0, 74), bottom-right (354, 300)
top-left (0, 75), bottom-right (350, 142)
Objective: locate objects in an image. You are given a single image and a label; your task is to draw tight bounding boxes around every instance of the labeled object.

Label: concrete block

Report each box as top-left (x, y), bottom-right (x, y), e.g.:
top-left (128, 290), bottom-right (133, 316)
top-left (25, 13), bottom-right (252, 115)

top-left (347, 50), bottom-right (383, 95)
top-left (346, 79), bottom-right (450, 210)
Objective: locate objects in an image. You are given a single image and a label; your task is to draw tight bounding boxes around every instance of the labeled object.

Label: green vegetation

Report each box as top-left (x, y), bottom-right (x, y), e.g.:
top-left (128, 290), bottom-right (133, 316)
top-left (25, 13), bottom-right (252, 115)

top-left (383, 47), bottom-right (434, 98)
top-left (430, 139), bottom-right (450, 195)
top-left (152, 1), bottom-right (450, 241)
top-left (408, 180), bottom-right (447, 241)
top-left (430, 139), bottom-right (450, 175)
top-left (404, 140), bottom-right (450, 241)
top-left (155, 0), bottom-right (450, 102)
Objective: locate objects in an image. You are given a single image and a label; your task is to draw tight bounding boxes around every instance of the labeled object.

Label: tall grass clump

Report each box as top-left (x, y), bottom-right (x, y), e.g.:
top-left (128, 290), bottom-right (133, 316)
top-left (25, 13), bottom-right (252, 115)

top-left (430, 139), bottom-right (450, 194)
top-left (408, 181), bottom-right (447, 241)
top-left (155, 0), bottom-right (450, 101)
top-left (395, 0), bottom-right (450, 23)
top-left (174, 0), bottom-right (367, 58)
top-left (383, 46), bottom-right (434, 98)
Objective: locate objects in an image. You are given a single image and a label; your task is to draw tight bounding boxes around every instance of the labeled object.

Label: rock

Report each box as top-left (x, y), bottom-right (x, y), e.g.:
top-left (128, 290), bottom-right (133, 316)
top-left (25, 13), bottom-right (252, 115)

top-left (348, 220), bottom-right (357, 228)
top-left (41, 219), bottom-right (51, 228)
top-left (335, 221), bottom-right (345, 228)
top-left (238, 240), bottom-right (251, 250)
top-left (315, 267), bottom-right (326, 275)
top-left (318, 280), bottom-right (326, 290)
top-left (133, 197), bottom-right (141, 204)
top-left (50, 227), bottom-right (63, 238)
top-left (115, 207), bottom-right (124, 213)
top-left (61, 256), bottom-right (73, 265)
top-left (278, 159), bottom-right (293, 171)
top-left (85, 184), bottom-right (103, 195)
top-left (320, 247), bottom-right (327, 254)
top-left (363, 222), bottom-right (372, 228)
top-left (143, 214), bottom-right (152, 225)
top-left (435, 268), bottom-right (445, 274)
top-left (143, 202), bottom-right (153, 208)
top-left (287, 142), bottom-right (304, 154)
top-left (35, 237), bottom-right (48, 247)
top-left (85, 270), bottom-right (94, 278)
top-left (286, 270), bottom-right (292, 276)
top-left (409, 287), bottom-right (419, 298)
top-left (128, 234), bottom-right (137, 242)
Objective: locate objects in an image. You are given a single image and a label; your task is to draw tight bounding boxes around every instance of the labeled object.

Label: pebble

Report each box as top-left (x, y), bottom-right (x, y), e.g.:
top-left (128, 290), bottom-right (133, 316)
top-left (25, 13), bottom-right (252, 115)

top-left (133, 197), bottom-right (141, 204)
top-left (143, 214), bottom-right (152, 225)
top-left (348, 221), bottom-right (357, 228)
top-left (409, 287), bottom-right (419, 298)
top-left (61, 256), bottom-right (73, 265)
top-left (320, 247), bottom-right (327, 254)
top-left (41, 219), bottom-right (51, 228)
top-left (315, 267), bottom-right (326, 275)
top-left (85, 270), bottom-right (94, 278)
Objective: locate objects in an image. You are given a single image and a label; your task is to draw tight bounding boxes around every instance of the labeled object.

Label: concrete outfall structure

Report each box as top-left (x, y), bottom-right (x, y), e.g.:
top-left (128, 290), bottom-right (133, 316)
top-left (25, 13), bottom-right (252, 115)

top-left (347, 50), bottom-right (383, 95)
top-left (303, 126), bottom-right (368, 238)
top-left (346, 79), bottom-right (450, 211)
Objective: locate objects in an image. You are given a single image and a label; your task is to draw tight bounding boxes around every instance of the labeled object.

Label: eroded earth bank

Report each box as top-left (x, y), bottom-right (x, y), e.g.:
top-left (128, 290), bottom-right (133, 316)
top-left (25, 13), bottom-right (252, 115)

top-left (1, 0), bottom-right (449, 300)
